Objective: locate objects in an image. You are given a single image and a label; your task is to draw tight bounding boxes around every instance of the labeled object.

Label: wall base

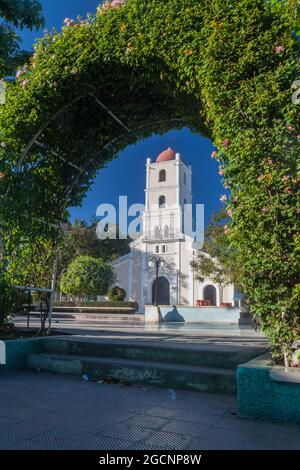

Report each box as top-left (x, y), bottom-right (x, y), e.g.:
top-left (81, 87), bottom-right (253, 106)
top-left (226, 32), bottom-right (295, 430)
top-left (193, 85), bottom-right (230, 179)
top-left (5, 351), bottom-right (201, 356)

top-left (156, 306), bottom-right (242, 323)
top-left (144, 305), bottom-right (162, 323)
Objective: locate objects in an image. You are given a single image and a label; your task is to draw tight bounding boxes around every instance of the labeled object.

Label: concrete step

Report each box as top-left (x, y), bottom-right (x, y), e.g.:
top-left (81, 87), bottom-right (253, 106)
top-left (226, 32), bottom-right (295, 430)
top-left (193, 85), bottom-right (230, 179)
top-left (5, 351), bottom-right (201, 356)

top-left (27, 353), bottom-right (236, 394)
top-left (18, 313), bottom-right (144, 322)
top-left (40, 338), bottom-right (259, 369)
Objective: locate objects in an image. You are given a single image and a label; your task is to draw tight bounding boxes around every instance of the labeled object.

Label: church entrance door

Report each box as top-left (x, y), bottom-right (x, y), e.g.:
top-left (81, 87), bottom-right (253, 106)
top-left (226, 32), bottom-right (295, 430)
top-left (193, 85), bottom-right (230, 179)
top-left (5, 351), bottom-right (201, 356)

top-left (152, 277), bottom-right (170, 305)
top-left (203, 285), bottom-right (217, 306)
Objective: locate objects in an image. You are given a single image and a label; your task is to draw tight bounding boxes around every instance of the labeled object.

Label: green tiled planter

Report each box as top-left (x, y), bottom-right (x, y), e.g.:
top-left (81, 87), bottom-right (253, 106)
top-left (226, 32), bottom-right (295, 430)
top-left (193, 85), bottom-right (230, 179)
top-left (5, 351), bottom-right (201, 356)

top-left (237, 352), bottom-right (300, 425)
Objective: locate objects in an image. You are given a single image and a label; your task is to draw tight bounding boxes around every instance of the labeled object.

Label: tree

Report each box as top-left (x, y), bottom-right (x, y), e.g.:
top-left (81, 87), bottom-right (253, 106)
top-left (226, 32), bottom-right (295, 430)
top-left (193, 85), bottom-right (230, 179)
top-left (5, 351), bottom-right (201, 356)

top-left (60, 256), bottom-right (115, 300)
top-left (0, 0), bottom-right (44, 77)
top-left (59, 219), bottom-right (130, 263)
top-left (192, 210), bottom-right (244, 289)
top-left (0, 0), bottom-right (299, 363)
top-left (0, 273), bottom-right (23, 329)
top-left (6, 237), bottom-right (58, 334)
top-left (56, 220), bottom-right (130, 289)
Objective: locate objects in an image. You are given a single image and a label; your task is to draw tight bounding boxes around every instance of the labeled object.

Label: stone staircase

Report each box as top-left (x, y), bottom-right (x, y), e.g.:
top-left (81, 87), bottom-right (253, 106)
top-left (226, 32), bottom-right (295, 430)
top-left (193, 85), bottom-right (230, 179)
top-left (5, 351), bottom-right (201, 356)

top-left (25, 337), bottom-right (264, 394)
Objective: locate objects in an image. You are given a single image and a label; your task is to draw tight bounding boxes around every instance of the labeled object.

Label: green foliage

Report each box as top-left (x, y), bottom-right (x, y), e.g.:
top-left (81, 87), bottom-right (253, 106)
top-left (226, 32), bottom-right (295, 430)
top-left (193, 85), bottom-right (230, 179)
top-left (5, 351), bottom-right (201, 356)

top-left (7, 238), bottom-right (56, 293)
top-left (0, 0), bottom-right (299, 359)
top-left (108, 285), bottom-right (127, 301)
top-left (60, 256), bottom-right (115, 299)
top-left (58, 220), bottom-right (130, 271)
top-left (0, 0), bottom-right (44, 77)
top-left (192, 210), bottom-right (244, 288)
top-left (0, 273), bottom-right (22, 327)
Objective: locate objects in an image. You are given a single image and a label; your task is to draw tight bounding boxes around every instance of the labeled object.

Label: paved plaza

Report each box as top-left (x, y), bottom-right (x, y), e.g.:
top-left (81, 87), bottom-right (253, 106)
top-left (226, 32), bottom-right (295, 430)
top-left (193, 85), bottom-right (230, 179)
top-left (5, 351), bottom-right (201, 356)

top-left (1, 369), bottom-right (300, 450)
top-left (14, 316), bottom-right (267, 349)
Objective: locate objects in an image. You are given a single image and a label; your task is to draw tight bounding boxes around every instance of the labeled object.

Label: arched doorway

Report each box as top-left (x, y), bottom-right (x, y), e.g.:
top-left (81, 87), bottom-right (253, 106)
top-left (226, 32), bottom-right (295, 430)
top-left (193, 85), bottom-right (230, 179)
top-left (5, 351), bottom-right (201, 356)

top-left (152, 277), bottom-right (170, 305)
top-left (203, 285), bottom-right (217, 306)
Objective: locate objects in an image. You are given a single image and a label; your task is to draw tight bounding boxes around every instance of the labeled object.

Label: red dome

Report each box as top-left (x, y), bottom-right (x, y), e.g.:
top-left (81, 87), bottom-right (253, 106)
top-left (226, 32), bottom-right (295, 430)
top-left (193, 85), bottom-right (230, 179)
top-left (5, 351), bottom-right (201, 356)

top-left (156, 147), bottom-right (176, 163)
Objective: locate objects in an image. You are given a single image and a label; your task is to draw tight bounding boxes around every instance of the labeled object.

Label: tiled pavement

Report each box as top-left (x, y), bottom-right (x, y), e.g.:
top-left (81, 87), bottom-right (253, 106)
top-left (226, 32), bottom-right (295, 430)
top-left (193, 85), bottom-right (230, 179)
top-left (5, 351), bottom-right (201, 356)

top-left (0, 370), bottom-right (300, 450)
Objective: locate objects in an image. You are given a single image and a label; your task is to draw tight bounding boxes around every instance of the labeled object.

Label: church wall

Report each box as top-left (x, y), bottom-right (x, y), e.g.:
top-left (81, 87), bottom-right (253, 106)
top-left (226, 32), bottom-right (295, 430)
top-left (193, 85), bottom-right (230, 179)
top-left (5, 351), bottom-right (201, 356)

top-left (178, 239), bottom-right (192, 305)
top-left (147, 161), bottom-right (177, 189)
top-left (130, 247), bottom-right (143, 311)
top-left (112, 150), bottom-right (237, 313)
top-left (112, 257), bottom-right (131, 299)
top-left (148, 188), bottom-right (178, 209)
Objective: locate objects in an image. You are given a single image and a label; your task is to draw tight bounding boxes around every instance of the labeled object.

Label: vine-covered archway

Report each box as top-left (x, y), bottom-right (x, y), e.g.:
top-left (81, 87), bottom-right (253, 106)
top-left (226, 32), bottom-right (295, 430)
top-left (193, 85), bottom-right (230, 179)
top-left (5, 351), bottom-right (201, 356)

top-left (0, 0), bottom-right (299, 358)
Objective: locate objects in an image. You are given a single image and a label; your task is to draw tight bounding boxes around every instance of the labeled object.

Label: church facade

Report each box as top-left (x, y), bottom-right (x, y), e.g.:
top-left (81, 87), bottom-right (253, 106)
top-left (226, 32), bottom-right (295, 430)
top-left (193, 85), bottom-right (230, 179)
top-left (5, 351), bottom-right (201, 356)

top-left (112, 148), bottom-right (236, 313)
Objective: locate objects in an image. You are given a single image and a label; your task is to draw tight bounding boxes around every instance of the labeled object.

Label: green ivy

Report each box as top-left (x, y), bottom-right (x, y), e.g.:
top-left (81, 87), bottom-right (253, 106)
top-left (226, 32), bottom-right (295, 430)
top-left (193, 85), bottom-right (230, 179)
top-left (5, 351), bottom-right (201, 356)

top-left (0, 0), bottom-right (299, 359)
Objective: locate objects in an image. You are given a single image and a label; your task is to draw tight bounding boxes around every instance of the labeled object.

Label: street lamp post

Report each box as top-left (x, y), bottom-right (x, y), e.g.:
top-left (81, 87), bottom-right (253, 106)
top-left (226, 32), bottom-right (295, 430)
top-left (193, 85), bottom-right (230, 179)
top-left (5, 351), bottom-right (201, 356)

top-left (148, 256), bottom-right (164, 306)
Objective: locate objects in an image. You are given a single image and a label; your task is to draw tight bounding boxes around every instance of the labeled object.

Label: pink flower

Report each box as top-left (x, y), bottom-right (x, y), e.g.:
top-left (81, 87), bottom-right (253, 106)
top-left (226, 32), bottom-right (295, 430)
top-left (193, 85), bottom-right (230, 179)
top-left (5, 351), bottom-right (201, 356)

top-left (21, 79), bottom-right (29, 87)
top-left (211, 151), bottom-right (217, 159)
top-left (218, 166), bottom-right (224, 176)
top-left (99, 0), bottom-right (126, 13)
top-left (16, 69), bottom-right (22, 79)
top-left (275, 45), bottom-right (284, 54)
top-left (184, 49), bottom-right (193, 56)
top-left (64, 18), bottom-right (74, 27)
top-left (267, 159), bottom-right (273, 165)
top-left (227, 209), bottom-right (233, 218)
top-left (112, 0), bottom-right (126, 6)
top-left (223, 181), bottom-right (229, 189)
top-left (262, 207), bottom-right (269, 214)
top-left (224, 224), bottom-right (229, 235)
top-left (258, 174), bottom-right (264, 181)
top-left (223, 139), bottom-right (230, 148)
top-left (284, 187), bottom-right (292, 194)
top-left (282, 175), bottom-right (290, 182)
top-left (220, 194), bottom-right (227, 203)
top-left (287, 125), bottom-right (294, 132)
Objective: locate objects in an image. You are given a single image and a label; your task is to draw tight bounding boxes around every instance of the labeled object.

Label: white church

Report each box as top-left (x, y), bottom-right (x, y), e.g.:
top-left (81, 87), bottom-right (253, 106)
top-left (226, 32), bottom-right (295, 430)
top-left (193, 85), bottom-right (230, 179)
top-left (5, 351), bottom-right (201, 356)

top-left (112, 147), bottom-right (237, 314)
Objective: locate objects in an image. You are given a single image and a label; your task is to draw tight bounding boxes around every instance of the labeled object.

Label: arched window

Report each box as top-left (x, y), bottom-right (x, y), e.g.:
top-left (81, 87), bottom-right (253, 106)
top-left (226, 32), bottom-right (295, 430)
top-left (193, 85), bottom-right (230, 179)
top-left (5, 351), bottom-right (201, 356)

top-left (159, 169), bottom-right (166, 182)
top-left (184, 173), bottom-right (187, 185)
top-left (155, 245), bottom-right (159, 253)
top-left (153, 225), bottom-right (160, 240)
top-left (161, 244), bottom-right (167, 253)
top-left (163, 224), bottom-right (170, 239)
top-left (159, 195), bottom-right (166, 208)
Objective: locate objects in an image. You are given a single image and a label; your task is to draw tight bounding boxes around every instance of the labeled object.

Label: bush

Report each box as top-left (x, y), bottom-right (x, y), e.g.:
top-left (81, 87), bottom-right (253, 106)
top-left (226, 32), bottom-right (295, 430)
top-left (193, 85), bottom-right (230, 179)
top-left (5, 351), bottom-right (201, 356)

top-left (108, 286), bottom-right (126, 302)
top-left (60, 256), bottom-right (115, 299)
top-left (0, 276), bottom-right (23, 328)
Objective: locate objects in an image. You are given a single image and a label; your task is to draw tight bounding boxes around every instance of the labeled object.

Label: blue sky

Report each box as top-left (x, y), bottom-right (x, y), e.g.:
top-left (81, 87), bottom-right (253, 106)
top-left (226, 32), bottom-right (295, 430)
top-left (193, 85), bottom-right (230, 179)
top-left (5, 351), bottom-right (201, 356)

top-left (19, 0), bottom-right (224, 227)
